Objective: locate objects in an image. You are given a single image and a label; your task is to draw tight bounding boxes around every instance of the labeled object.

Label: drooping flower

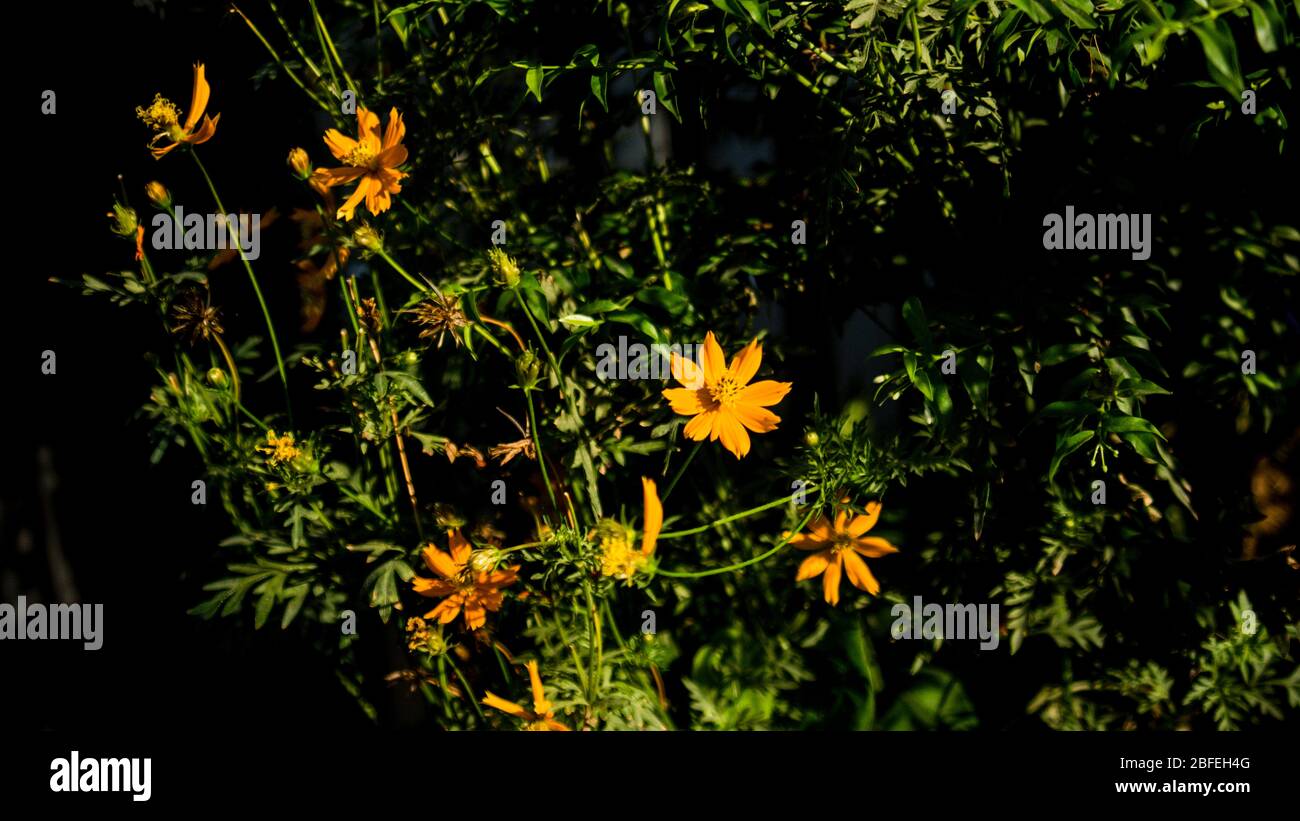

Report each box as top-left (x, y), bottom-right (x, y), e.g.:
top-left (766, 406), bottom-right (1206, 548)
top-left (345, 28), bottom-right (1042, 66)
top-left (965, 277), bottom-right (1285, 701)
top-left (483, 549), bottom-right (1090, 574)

top-left (411, 529), bottom-right (518, 630)
top-left (662, 331), bottom-right (792, 459)
top-left (482, 660), bottom-right (570, 731)
top-left (599, 477), bottom-right (663, 584)
top-left (311, 107), bottom-right (408, 221)
top-left (789, 502), bottom-right (899, 605)
top-left (136, 63), bottom-right (220, 159)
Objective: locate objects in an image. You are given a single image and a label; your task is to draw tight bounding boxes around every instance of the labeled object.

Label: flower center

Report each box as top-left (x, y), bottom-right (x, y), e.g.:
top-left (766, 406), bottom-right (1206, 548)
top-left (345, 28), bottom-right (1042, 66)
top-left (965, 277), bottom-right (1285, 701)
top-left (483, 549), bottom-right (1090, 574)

top-left (708, 375), bottom-right (742, 408)
top-left (343, 143), bottom-right (378, 168)
top-left (136, 94), bottom-right (182, 133)
top-left (831, 533), bottom-right (855, 552)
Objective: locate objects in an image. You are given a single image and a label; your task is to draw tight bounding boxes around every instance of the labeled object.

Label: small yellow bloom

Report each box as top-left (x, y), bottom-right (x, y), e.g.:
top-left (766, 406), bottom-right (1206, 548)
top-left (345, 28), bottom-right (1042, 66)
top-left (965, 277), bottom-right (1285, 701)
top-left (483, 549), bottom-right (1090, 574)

top-left (258, 430), bottom-right (301, 466)
top-left (662, 331), bottom-right (792, 459)
top-left (136, 63), bottom-right (220, 159)
top-left (789, 502), bottom-right (899, 605)
top-left (311, 107), bottom-right (408, 221)
top-left (600, 477), bottom-right (663, 583)
top-left (482, 661), bottom-right (570, 731)
top-left (411, 529), bottom-right (518, 631)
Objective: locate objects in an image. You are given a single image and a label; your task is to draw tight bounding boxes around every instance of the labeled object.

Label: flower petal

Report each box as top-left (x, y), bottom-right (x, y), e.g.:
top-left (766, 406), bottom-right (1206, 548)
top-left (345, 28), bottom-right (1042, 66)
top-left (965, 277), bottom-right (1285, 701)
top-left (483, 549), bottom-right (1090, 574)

top-left (640, 477), bottom-right (662, 556)
top-left (323, 128), bottom-right (358, 162)
top-left (732, 401), bottom-right (780, 434)
top-left (526, 660), bottom-right (551, 714)
top-left (682, 408), bottom-right (716, 441)
top-left (412, 576), bottom-right (456, 597)
top-left (714, 410), bottom-right (751, 458)
top-left (335, 176), bottom-right (376, 221)
top-left (841, 550), bottom-right (880, 595)
top-left (187, 113), bottom-right (219, 146)
top-left (463, 599), bottom-right (487, 630)
top-left (823, 554), bottom-right (843, 605)
top-left (796, 549), bottom-right (832, 580)
top-left (357, 107), bottom-right (382, 151)
top-left (448, 529), bottom-right (472, 567)
top-left (737, 380), bottom-right (792, 407)
top-left (421, 544), bottom-right (459, 579)
top-left (847, 502), bottom-right (882, 536)
top-left (663, 386), bottom-right (708, 416)
top-left (183, 62), bottom-right (211, 133)
top-left (852, 537), bottom-right (899, 558)
top-left (728, 338), bottom-right (762, 386)
top-left (382, 107), bottom-right (406, 150)
top-left (669, 351), bottom-right (705, 390)
top-left (313, 166), bottom-right (367, 187)
top-left (482, 691), bottom-right (530, 719)
top-left (701, 331), bottom-right (727, 383)
top-left (377, 143), bottom-right (408, 169)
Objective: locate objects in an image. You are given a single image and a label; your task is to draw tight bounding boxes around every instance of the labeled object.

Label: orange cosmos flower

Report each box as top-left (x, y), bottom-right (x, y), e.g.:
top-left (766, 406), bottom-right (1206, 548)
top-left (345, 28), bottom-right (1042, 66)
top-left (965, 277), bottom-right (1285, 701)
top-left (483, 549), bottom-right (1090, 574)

top-left (412, 529), bottom-right (518, 630)
top-left (311, 107), bottom-right (408, 221)
top-left (662, 331), bottom-right (792, 459)
top-left (790, 502), bottom-right (899, 605)
top-left (482, 660), bottom-right (570, 731)
top-left (599, 477), bottom-right (663, 583)
top-left (136, 63), bottom-right (221, 159)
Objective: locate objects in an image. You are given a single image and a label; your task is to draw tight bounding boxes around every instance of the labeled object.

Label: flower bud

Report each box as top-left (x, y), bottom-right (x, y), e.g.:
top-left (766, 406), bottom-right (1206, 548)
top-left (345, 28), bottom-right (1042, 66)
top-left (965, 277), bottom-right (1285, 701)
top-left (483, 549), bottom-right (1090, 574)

top-left (108, 202), bottom-right (138, 237)
top-left (145, 181), bottom-right (172, 210)
top-left (353, 224), bottom-right (383, 253)
top-left (287, 147), bottom-right (312, 179)
top-left (515, 349), bottom-right (542, 389)
top-left (469, 548), bottom-right (503, 574)
top-left (487, 247), bottom-right (521, 288)
top-left (207, 367), bottom-right (228, 387)
top-left (803, 431), bottom-right (820, 447)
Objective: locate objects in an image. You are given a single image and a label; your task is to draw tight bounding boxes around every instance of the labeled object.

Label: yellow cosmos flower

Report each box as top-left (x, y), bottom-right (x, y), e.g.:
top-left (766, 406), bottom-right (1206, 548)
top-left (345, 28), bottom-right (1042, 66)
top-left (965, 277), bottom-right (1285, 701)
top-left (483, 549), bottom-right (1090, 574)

top-left (790, 502), bottom-right (899, 605)
top-left (136, 62), bottom-right (220, 160)
top-left (258, 430), bottom-right (301, 466)
top-left (311, 107), bottom-right (408, 221)
top-left (599, 477), bottom-right (663, 583)
top-left (662, 331), bottom-right (792, 459)
top-left (412, 529), bottom-right (518, 630)
top-left (482, 660), bottom-right (570, 731)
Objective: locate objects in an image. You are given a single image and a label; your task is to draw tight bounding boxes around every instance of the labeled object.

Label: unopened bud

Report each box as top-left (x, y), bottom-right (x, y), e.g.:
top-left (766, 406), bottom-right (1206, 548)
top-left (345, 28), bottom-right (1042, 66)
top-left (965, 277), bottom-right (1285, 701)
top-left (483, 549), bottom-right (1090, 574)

top-left (145, 181), bottom-right (171, 209)
top-left (287, 147), bottom-right (312, 179)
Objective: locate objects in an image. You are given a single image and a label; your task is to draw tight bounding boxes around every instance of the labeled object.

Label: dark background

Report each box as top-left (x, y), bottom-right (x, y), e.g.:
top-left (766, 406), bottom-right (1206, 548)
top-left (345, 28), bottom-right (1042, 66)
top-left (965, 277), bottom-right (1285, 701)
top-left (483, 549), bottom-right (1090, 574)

top-left (4, 0), bottom-right (366, 732)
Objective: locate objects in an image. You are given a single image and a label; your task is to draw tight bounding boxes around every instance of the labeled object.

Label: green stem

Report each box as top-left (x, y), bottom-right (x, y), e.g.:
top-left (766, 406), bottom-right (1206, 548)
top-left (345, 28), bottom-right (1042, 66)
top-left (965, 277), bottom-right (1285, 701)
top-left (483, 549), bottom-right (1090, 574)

top-left (524, 387), bottom-right (558, 510)
top-left (658, 487), bottom-right (814, 540)
top-left (656, 495), bottom-right (821, 579)
top-left (661, 440), bottom-right (702, 503)
top-left (191, 152), bottom-right (292, 419)
top-left (376, 248), bottom-right (430, 293)
top-left (444, 654), bottom-right (485, 720)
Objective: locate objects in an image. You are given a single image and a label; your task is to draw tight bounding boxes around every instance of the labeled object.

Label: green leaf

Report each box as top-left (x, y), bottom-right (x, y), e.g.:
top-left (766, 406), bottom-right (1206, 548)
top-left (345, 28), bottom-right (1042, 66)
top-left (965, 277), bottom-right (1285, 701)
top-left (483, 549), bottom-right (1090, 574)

top-left (901, 297), bottom-right (933, 351)
top-left (525, 64), bottom-right (544, 102)
top-left (1192, 19), bottom-right (1244, 97)
top-left (1102, 414), bottom-right (1165, 439)
top-left (1049, 430), bottom-right (1094, 482)
top-left (1115, 377), bottom-right (1171, 397)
